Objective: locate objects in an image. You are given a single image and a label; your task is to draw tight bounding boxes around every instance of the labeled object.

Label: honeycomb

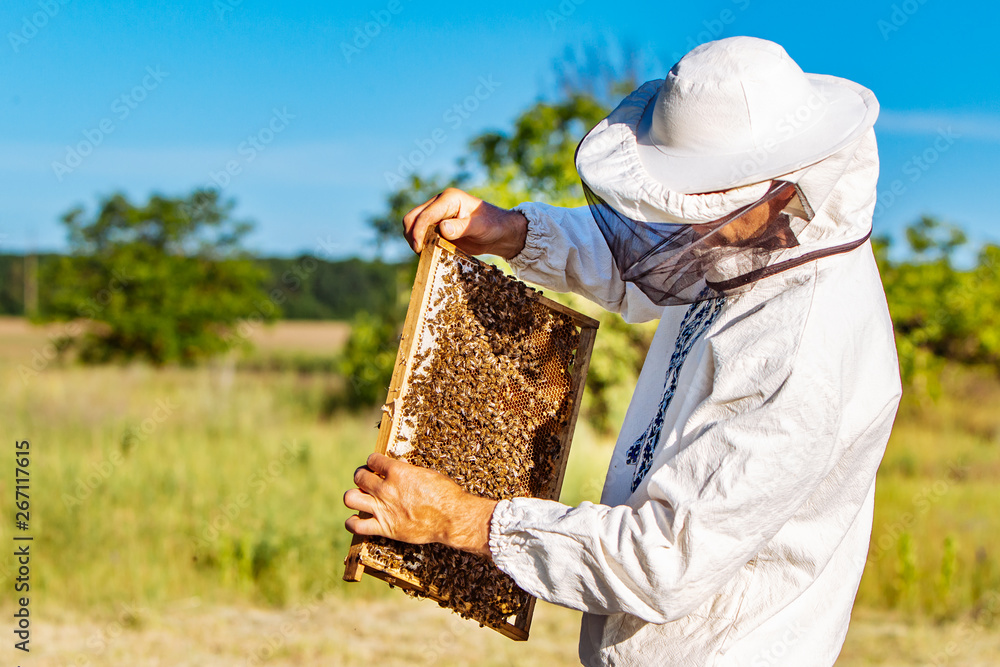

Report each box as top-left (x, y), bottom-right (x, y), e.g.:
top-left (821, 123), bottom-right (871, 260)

top-left (357, 244), bottom-right (591, 633)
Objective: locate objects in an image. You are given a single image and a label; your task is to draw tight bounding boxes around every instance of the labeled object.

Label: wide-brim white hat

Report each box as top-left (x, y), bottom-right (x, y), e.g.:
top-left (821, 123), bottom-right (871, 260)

top-left (576, 36), bottom-right (879, 206)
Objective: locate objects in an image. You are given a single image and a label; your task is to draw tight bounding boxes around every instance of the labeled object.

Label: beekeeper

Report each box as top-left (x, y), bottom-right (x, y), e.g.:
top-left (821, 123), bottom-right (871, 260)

top-left (344, 36), bottom-right (902, 666)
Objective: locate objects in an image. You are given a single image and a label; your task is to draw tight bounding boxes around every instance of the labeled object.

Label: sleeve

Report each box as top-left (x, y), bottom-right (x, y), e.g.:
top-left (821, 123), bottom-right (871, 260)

top-left (488, 280), bottom-right (895, 624)
top-left (508, 202), bottom-right (665, 324)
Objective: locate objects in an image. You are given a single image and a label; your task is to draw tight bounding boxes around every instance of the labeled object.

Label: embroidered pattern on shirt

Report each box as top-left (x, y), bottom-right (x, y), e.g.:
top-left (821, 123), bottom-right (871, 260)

top-left (626, 295), bottom-right (727, 492)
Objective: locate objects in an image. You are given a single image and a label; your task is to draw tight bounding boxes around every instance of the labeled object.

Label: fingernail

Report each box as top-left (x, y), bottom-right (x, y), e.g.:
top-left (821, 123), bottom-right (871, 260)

top-left (441, 222), bottom-right (454, 237)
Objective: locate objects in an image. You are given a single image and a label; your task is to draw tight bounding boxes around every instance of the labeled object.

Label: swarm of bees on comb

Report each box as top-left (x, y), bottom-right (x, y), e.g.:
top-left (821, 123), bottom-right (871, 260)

top-left (344, 235), bottom-right (597, 640)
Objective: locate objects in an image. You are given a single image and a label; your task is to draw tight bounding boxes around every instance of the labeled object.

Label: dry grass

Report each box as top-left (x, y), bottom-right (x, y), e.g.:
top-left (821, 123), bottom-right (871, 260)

top-left (10, 600), bottom-right (1000, 666)
top-left (244, 320), bottom-right (350, 355)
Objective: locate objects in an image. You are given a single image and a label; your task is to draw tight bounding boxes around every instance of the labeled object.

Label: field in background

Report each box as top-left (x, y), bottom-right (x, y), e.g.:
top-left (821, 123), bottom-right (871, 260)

top-left (243, 319), bottom-right (352, 355)
top-left (2, 316), bottom-right (999, 664)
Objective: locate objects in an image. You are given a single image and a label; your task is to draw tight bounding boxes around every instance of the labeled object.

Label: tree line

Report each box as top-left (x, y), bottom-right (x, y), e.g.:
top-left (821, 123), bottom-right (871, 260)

top-left (0, 252), bottom-right (401, 321)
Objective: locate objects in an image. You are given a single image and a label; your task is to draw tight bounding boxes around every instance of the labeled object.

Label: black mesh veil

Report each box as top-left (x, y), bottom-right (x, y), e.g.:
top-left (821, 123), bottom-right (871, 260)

top-left (583, 180), bottom-right (817, 306)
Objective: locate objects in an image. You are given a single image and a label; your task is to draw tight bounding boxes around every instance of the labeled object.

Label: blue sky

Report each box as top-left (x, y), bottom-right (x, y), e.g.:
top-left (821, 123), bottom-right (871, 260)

top-left (1, 0), bottom-right (998, 261)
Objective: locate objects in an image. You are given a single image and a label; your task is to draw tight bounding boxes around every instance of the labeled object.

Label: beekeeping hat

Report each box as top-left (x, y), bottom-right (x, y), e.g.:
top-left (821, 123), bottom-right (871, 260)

top-left (574, 36), bottom-right (880, 305)
top-left (576, 36), bottom-right (878, 201)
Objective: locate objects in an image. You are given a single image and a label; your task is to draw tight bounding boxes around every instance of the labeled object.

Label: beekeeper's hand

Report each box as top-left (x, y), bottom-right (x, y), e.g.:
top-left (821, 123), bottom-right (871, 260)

top-left (402, 188), bottom-right (528, 259)
top-left (344, 452), bottom-right (497, 559)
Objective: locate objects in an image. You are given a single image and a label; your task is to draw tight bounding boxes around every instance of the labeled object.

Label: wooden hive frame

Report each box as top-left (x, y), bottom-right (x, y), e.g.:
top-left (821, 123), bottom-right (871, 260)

top-left (343, 231), bottom-right (598, 640)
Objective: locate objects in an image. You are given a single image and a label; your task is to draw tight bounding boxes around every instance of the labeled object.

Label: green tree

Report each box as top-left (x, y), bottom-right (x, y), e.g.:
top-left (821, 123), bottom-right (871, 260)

top-left (467, 93), bottom-right (609, 207)
top-left (39, 189), bottom-right (275, 365)
top-left (337, 310), bottom-right (403, 409)
top-left (876, 216), bottom-right (1000, 392)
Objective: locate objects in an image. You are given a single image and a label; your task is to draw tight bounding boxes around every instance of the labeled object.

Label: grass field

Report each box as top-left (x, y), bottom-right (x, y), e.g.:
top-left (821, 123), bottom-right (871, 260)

top-left (1, 316), bottom-right (999, 665)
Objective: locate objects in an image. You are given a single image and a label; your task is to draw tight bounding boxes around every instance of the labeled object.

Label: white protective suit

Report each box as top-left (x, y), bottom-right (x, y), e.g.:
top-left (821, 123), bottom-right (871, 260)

top-left (487, 129), bottom-right (902, 666)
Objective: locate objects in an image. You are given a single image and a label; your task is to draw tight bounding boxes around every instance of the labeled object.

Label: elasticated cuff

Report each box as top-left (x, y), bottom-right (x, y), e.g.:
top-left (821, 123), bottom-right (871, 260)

top-left (508, 203), bottom-right (553, 275)
top-left (488, 498), bottom-right (519, 565)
